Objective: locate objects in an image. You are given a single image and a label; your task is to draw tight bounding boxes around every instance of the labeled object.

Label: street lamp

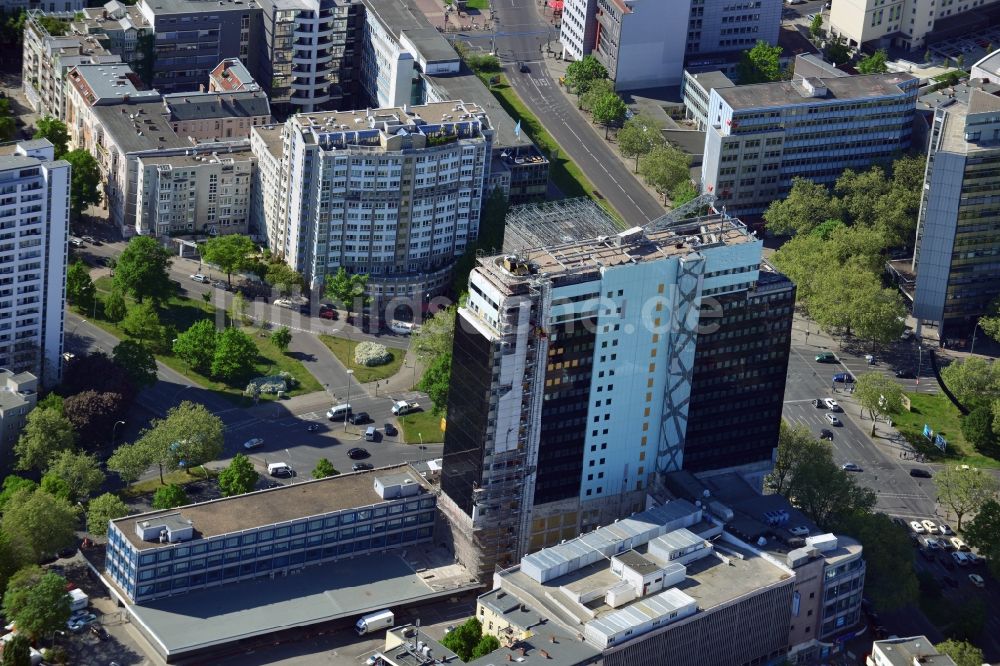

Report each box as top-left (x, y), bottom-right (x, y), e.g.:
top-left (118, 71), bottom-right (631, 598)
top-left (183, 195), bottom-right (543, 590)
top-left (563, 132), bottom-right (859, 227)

top-left (916, 345), bottom-right (923, 385)
top-left (345, 369), bottom-right (354, 432)
top-left (970, 322), bottom-right (981, 355)
top-left (111, 420), bottom-right (126, 448)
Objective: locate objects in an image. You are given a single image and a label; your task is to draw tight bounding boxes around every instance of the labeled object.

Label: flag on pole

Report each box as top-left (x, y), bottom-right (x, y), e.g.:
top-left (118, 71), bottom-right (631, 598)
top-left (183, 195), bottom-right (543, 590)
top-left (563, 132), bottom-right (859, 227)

top-left (514, 120), bottom-right (521, 138)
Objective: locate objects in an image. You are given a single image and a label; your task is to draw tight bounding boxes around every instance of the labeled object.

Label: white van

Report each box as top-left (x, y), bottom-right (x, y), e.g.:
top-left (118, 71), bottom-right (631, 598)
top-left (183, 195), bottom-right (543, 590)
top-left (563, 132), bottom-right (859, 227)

top-left (267, 462), bottom-right (292, 477)
top-left (326, 403), bottom-right (351, 421)
top-left (355, 609), bottom-right (394, 635)
top-left (365, 426), bottom-right (377, 442)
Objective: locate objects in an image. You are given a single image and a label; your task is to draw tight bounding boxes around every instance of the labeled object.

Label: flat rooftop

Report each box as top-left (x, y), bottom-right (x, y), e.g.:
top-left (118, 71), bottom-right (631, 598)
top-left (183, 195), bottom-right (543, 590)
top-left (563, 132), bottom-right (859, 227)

top-left (291, 101), bottom-right (489, 138)
top-left (162, 90), bottom-right (271, 121)
top-left (251, 124), bottom-right (284, 159)
top-left (937, 89), bottom-right (1000, 155)
top-left (137, 146), bottom-right (253, 168)
top-left (141, 0), bottom-right (260, 14)
top-left (121, 546), bottom-right (479, 659)
top-left (717, 72), bottom-right (916, 110)
top-left (112, 464), bottom-right (430, 550)
top-left (480, 214), bottom-right (755, 290)
top-left (66, 63), bottom-right (160, 105)
top-left (917, 80), bottom-right (1000, 112)
top-left (872, 637), bottom-right (955, 666)
top-left (424, 70), bottom-right (534, 149)
top-left (363, 0), bottom-right (458, 64)
top-left (91, 101), bottom-right (189, 154)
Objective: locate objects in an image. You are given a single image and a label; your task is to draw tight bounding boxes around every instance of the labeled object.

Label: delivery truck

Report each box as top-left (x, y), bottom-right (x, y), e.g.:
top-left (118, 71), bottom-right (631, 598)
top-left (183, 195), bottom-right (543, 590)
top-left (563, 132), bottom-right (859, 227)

top-left (355, 609), bottom-right (394, 635)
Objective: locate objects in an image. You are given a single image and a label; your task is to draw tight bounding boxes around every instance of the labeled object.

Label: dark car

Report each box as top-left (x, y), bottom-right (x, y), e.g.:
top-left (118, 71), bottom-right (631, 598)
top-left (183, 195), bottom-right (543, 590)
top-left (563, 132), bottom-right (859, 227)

top-left (811, 398), bottom-right (821, 407)
top-left (349, 411), bottom-right (370, 425)
top-left (348, 447), bottom-right (370, 460)
top-left (909, 468), bottom-right (933, 478)
top-left (90, 625), bottom-right (109, 641)
top-left (833, 372), bottom-right (855, 383)
top-left (519, 61), bottom-right (530, 73)
top-left (895, 369), bottom-right (915, 378)
top-left (384, 422), bottom-right (397, 437)
top-left (352, 462), bottom-right (374, 472)
top-left (319, 306), bottom-right (338, 320)
top-left (819, 428), bottom-right (834, 440)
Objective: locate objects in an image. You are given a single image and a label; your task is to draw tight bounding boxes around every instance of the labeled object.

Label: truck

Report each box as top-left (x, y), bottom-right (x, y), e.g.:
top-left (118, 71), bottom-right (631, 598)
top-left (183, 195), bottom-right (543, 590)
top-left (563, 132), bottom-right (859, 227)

top-left (391, 400), bottom-right (420, 416)
top-left (68, 588), bottom-right (89, 612)
top-left (355, 609), bottom-right (394, 635)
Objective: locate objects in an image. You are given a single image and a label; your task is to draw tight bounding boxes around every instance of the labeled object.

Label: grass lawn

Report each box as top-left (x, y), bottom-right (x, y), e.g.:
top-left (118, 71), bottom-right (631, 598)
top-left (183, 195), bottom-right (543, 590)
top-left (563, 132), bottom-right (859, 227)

top-left (399, 409), bottom-right (446, 444)
top-left (318, 335), bottom-right (406, 383)
top-left (892, 391), bottom-right (1000, 469)
top-left (487, 76), bottom-right (624, 225)
top-left (124, 467), bottom-right (218, 498)
top-left (464, 0), bottom-right (489, 8)
top-left (90, 278), bottom-right (322, 402)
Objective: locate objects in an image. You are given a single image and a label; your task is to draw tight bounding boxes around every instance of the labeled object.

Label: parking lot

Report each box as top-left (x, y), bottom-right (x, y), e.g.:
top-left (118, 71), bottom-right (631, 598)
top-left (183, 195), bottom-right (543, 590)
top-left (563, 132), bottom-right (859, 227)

top-left (927, 28), bottom-right (1000, 65)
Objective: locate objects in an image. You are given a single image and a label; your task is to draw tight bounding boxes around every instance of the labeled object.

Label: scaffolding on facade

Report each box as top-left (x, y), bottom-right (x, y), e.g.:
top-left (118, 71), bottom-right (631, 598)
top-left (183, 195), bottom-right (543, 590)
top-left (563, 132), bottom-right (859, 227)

top-left (503, 197), bottom-right (622, 253)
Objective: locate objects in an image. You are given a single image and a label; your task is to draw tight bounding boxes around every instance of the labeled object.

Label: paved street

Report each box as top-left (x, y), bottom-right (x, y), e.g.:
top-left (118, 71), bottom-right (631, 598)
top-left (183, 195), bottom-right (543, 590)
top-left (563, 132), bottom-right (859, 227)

top-left (458, 0), bottom-right (664, 223)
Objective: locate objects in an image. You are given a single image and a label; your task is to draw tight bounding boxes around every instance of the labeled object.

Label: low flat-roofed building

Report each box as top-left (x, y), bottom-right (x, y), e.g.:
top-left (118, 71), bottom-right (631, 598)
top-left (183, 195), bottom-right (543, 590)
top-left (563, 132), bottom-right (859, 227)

top-left (867, 636), bottom-right (957, 666)
top-left (682, 70), bottom-right (735, 131)
top-left (105, 464), bottom-right (438, 604)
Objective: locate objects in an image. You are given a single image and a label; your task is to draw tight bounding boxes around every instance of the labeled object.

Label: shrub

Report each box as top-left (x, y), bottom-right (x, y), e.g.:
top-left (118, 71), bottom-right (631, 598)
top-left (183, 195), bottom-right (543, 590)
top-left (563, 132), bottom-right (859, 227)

top-left (354, 342), bottom-right (392, 367)
top-left (244, 371), bottom-right (298, 396)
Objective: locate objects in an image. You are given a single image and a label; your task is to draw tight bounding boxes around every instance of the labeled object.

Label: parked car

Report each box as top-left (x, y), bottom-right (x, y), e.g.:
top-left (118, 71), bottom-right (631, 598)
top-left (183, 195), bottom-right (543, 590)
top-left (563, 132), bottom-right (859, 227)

top-left (910, 520), bottom-right (926, 534)
top-left (833, 372), bottom-right (854, 383)
top-left (922, 519), bottom-right (939, 534)
top-left (841, 462), bottom-right (862, 472)
top-left (212, 280), bottom-right (229, 290)
top-left (348, 447), bottom-right (370, 460)
top-left (349, 411), bottom-right (371, 425)
top-left (909, 468), bottom-right (933, 478)
top-left (811, 398), bottom-right (821, 407)
top-left (319, 305), bottom-right (338, 320)
top-left (824, 398), bottom-right (841, 412)
top-left (938, 523), bottom-right (954, 536)
top-left (969, 573), bottom-right (985, 588)
top-left (81, 235), bottom-right (99, 245)
top-left (820, 428), bottom-right (834, 440)
top-left (950, 537), bottom-right (968, 551)
top-left (815, 352), bottom-right (837, 363)
top-left (825, 413), bottom-right (841, 426)
top-left (384, 422), bottom-right (398, 437)
top-left (243, 437), bottom-right (264, 450)
top-left (925, 537), bottom-right (943, 550)
top-left (353, 462), bottom-right (375, 472)
top-left (895, 369), bottom-right (915, 378)
top-left (190, 273), bottom-right (209, 283)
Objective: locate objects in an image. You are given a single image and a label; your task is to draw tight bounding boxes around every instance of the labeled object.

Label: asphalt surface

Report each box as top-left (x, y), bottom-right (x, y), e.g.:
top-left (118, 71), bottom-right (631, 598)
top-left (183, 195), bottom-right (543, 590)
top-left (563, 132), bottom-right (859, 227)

top-left (473, 0), bottom-right (664, 223)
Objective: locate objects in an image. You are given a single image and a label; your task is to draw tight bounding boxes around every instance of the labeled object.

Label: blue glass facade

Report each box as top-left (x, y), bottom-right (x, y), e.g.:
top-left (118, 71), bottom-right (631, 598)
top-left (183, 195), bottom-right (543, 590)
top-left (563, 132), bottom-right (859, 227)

top-left (107, 494), bottom-right (437, 603)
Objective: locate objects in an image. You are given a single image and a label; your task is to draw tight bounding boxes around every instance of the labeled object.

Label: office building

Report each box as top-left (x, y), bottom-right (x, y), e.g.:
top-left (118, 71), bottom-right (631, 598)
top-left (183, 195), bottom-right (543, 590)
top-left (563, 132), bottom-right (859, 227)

top-left (251, 101), bottom-right (491, 299)
top-left (482, 501), bottom-right (795, 666)
top-left (560, 0), bottom-right (781, 89)
top-left (682, 71), bottom-right (735, 132)
top-left (829, 0), bottom-right (998, 51)
top-left (700, 69), bottom-right (919, 218)
top-left (254, 0), bottom-right (365, 118)
top-left (438, 201), bottom-right (793, 578)
top-left (912, 87), bottom-right (1000, 340)
top-left (105, 465), bottom-right (437, 603)
top-left (0, 371), bottom-right (38, 468)
top-left (972, 48), bottom-right (1000, 84)
top-left (136, 149), bottom-right (255, 236)
top-left (0, 140), bottom-right (69, 389)
top-left (3, 1), bottom-right (82, 12)
top-left (867, 637), bottom-right (957, 666)
top-left (136, 0), bottom-right (256, 94)
top-left (22, 10), bottom-right (124, 121)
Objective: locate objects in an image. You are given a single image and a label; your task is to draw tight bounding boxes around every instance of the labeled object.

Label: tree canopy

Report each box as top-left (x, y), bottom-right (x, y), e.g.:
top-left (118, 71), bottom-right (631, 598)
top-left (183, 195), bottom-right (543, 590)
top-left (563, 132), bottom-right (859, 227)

top-left (45, 450), bottom-right (105, 502)
top-left (63, 389), bottom-right (128, 448)
top-left (963, 499), bottom-right (1000, 578)
top-left (934, 467), bottom-right (999, 532)
top-left (1, 489), bottom-right (78, 562)
top-left (152, 484), bottom-right (189, 510)
top-left (14, 407), bottom-right (76, 471)
top-left (86, 493), bottom-right (130, 537)
top-left (173, 319), bottom-right (218, 373)
top-left (113, 236), bottom-right (173, 304)
top-left (312, 458), bottom-right (339, 479)
top-left (639, 144), bottom-right (691, 204)
top-left (834, 512), bottom-right (918, 611)
top-left (324, 267), bottom-right (369, 316)
top-left (857, 48), bottom-right (889, 73)
top-left (121, 301), bottom-right (163, 346)
top-left (271, 326), bottom-right (292, 353)
top-left (65, 260), bottom-right (95, 307)
top-left (113, 339), bottom-right (158, 388)
top-left (935, 640), bottom-right (985, 666)
top-left (32, 116), bottom-right (69, 158)
top-left (200, 234), bottom-right (256, 287)
top-left (564, 55), bottom-right (608, 95)
top-left (2, 567), bottom-right (72, 640)
top-left (736, 40), bottom-right (783, 83)
top-left (211, 327), bottom-right (258, 382)
top-left (854, 372), bottom-right (904, 435)
top-left (218, 453), bottom-right (258, 496)
top-left (617, 113), bottom-right (666, 172)
top-left (62, 149), bottom-right (102, 221)
top-left (590, 91), bottom-right (628, 138)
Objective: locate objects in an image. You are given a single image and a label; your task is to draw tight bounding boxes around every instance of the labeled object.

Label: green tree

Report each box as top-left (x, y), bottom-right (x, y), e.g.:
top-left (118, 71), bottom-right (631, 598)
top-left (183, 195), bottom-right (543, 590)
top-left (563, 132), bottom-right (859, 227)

top-left (441, 618), bottom-right (485, 662)
top-left (1, 489), bottom-right (77, 562)
top-left (109, 401), bottom-right (223, 484)
top-left (218, 453), bottom-right (258, 496)
top-left (32, 116), bottom-right (69, 158)
top-left (833, 512), bottom-right (918, 610)
top-left (14, 407), bottom-right (76, 471)
top-left (2, 568), bottom-right (72, 640)
top-left (765, 422), bottom-right (830, 495)
top-left (45, 450), bottom-right (105, 502)
top-left (152, 484), bottom-right (188, 510)
top-left (200, 234), bottom-right (256, 288)
top-left (2, 633), bottom-right (31, 666)
top-left (563, 54), bottom-right (608, 95)
top-left (103, 288), bottom-right (127, 323)
top-left (121, 301), bottom-right (162, 345)
top-left (471, 635), bottom-right (500, 660)
top-left (62, 390), bottom-right (127, 449)
top-left (809, 12), bottom-right (823, 39)
top-left (113, 339), bottom-right (157, 388)
top-left (857, 48), bottom-right (889, 73)
top-left (40, 474), bottom-right (71, 502)
top-left (0, 477), bottom-right (37, 511)
top-left (854, 372), bottom-right (904, 436)
top-left (419, 352), bottom-right (452, 414)
top-left (736, 40), bottom-right (783, 83)
top-left (61, 149), bottom-right (102, 222)
top-left (763, 177), bottom-right (843, 236)
top-left (591, 91), bottom-right (628, 139)
top-left (824, 35), bottom-right (851, 65)
top-left (639, 144), bottom-right (691, 204)
top-left (940, 357), bottom-right (1000, 411)
top-left (37, 393), bottom-right (63, 414)
top-left (211, 327), bottom-right (258, 382)
top-left (924, 49), bottom-right (932, 63)
top-left (956, 53), bottom-right (965, 69)
top-left (671, 180), bottom-right (698, 206)
top-left (65, 260), bottom-right (95, 307)
top-left (86, 493), bottom-right (129, 536)
top-left (270, 326), bottom-right (292, 353)
top-left (617, 113), bottom-right (666, 172)
top-left (934, 466), bottom-right (999, 532)
top-left (960, 406), bottom-right (995, 451)
top-left (173, 319), bottom-right (218, 373)
top-left (312, 458), bottom-right (339, 479)
top-left (579, 78), bottom-right (615, 114)
top-left (324, 267), bottom-right (370, 318)
top-left (265, 262), bottom-right (303, 297)
top-left (935, 640), bottom-right (985, 666)
top-left (230, 291), bottom-right (252, 327)
top-left (113, 236), bottom-right (173, 304)
top-left (852, 287), bottom-right (907, 350)
top-left (963, 499), bottom-right (1000, 578)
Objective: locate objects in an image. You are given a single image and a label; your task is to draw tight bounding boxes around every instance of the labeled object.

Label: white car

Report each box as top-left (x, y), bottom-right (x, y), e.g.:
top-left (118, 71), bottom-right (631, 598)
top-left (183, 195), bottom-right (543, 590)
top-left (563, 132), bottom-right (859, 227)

top-left (949, 537), bottom-right (967, 551)
top-left (921, 519), bottom-right (938, 534)
top-left (243, 437), bottom-right (264, 450)
top-left (938, 523), bottom-right (954, 536)
top-left (190, 273), bottom-right (209, 283)
top-left (910, 520), bottom-right (925, 534)
top-left (969, 573), bottom-right (985, 588)
top-left (366, 654), bottom-right (385, 666)
top-left (841, 462), bottom-right (862, 472)
top-left (825, 413), bottom-right (841, 426)
top-left (823, 398), bottom-right (841, 412)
